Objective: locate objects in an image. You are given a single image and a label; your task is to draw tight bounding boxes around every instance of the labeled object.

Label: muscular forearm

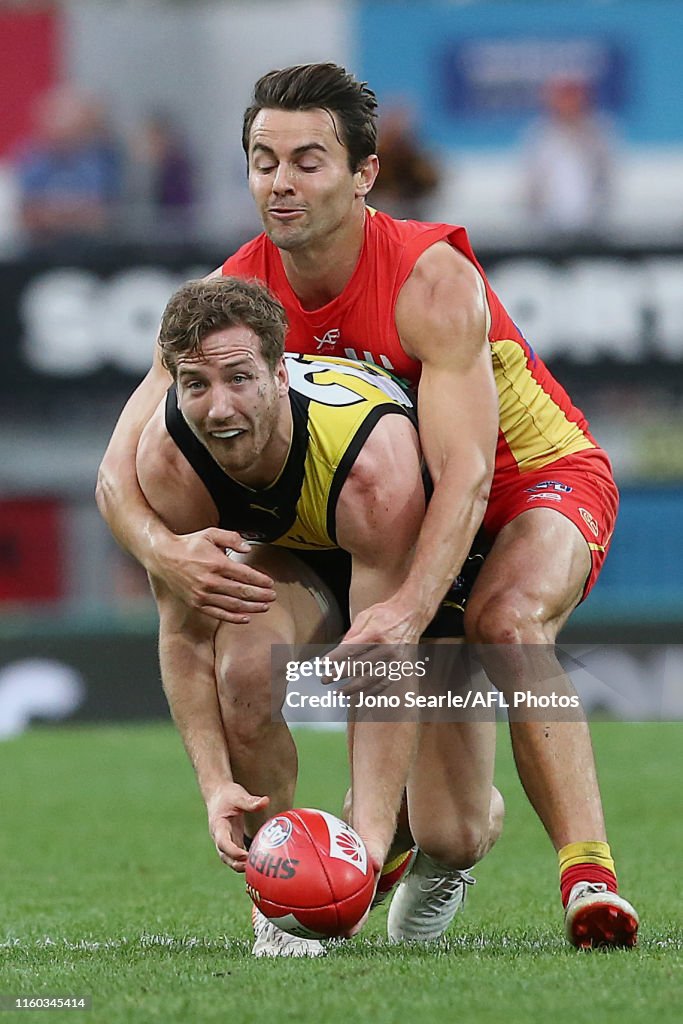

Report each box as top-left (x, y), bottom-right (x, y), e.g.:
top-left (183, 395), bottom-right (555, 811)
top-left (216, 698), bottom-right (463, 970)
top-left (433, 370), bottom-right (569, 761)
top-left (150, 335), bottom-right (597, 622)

top-left (158, 620), bottom-right (231, 803)
top-left (391, 239), bottom-right (498, 634)
top-left (351, 720), bottom-right (417, 865)
top-left (398, 461), bottom-right (490, 631)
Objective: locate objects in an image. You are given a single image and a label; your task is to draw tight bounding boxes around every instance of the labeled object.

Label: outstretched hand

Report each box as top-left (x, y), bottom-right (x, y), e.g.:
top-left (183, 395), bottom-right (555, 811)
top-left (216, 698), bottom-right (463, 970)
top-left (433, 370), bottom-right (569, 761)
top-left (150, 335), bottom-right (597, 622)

top-left (207, 783), bottom-right (270, 872)
top-left (151, 528), bottom-right (277, 622)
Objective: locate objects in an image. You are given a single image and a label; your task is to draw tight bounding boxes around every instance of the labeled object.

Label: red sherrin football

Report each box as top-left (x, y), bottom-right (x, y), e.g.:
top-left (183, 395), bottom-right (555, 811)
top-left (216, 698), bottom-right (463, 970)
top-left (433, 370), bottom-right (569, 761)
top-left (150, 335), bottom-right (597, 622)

top-left (245, 808), bottom-right (375, 938)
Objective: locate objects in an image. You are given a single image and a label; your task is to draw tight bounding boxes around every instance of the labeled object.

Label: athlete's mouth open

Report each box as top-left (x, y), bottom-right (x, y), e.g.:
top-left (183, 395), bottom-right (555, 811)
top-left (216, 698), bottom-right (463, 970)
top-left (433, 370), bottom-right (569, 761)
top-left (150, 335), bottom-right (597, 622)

top-left (211, 428), bottom-right (246, 439)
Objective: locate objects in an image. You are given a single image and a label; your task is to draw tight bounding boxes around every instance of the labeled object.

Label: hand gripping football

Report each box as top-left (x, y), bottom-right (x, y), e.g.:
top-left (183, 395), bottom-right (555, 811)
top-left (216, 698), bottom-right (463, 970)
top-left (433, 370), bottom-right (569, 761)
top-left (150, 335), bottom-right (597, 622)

top-left (245, 808), bottom-right (375, 938)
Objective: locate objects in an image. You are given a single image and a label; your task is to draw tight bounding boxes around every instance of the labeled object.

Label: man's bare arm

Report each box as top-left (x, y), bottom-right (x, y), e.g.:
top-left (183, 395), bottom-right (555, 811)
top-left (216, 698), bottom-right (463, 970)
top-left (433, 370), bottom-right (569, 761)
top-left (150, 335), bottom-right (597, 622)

top-left (335, 412), bottom-right (425, 627)
top-left (342, 242), bottom-right (498, 645)
top-left (154, 581), bottom-right (269, 869)
top-left (332, 413), bottom-right (425, 869)
top-left (96, 348), bottom-right (175, 561)
top-left (397, 243), bottom-right (498, 628)
top-left (137, 419), bottom-right (269, 869)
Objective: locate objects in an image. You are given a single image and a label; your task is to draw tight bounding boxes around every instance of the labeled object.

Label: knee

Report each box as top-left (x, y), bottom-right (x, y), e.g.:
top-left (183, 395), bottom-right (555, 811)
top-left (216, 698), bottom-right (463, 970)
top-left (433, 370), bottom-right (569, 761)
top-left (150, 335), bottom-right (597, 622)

top-left (416, 817), bottom-right (493, 871)
top-left (414, 788), bottom-right (505, 869)
top-left (216, 643), bottom-right (274, 741)
top-left (465, 593), bottom-right (546, 645)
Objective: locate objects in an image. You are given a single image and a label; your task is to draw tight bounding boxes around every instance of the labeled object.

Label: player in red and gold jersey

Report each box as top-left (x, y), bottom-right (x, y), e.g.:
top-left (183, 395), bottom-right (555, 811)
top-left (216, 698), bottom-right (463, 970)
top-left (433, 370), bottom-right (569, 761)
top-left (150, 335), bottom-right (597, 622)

top-left (223, 206), bottom-right (616, 598)
top-left (97, 63), bottom-right (637, 949)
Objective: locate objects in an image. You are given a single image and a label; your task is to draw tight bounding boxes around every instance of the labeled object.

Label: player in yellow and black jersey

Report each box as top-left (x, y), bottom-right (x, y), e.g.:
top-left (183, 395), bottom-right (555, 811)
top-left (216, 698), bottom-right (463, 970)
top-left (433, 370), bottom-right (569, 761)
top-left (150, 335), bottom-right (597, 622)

top-left (164, 349), bottom-right (485, 636)
top-left (165, 351), bottom-right (416, 549)
top-left (131, 278), bottom-right (501, 958)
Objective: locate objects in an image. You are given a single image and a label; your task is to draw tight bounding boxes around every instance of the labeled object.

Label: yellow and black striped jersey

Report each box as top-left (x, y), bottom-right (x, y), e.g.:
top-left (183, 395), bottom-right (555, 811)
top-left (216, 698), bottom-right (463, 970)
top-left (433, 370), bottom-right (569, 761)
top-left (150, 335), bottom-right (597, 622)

top-left (164, 353), bottom-right (416, 551)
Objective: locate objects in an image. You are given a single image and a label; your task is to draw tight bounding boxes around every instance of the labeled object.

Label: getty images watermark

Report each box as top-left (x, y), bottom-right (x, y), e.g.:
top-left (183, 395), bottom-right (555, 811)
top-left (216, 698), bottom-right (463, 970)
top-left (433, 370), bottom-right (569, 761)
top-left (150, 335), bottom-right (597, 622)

top-left (271, 643), bottom-right (683, 723)
top-left (282, 653), bottom-right (579, 711)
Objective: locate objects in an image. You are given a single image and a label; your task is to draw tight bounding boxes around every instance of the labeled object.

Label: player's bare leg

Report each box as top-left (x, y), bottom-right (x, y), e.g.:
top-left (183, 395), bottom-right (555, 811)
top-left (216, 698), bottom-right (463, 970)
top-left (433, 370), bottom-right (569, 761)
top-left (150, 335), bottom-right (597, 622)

top-left (387, 712), bottom-right (502, 942)
top-left (337, 715), bottom-right (419, 938)
top-left (341, 782), bottom-right (414, 860)
top-left (337, 659), bottom-right (421, 907)
top-left (465, 507), bottom-right (638, 947)
top-left (407, 719), bottom-right (501, 869)
top-left (465, 510), bottom-right (601, 843)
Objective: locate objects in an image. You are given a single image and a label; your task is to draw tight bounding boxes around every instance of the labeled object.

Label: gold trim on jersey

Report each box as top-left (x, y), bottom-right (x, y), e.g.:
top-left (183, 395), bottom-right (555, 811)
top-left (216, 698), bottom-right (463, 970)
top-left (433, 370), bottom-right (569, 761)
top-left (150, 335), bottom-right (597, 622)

top-left (282, 393), bottom-right (362, 550)
top-left (492, 340), bottom-right (594, 472)
top-left (272, 356), bottom-right (414, 551)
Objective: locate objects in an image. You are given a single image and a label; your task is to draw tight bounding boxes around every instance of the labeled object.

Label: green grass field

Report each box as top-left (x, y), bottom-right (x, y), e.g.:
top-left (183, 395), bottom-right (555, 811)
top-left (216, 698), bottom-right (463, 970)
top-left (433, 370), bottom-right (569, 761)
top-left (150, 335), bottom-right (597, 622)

top-left (1, 721), bottom-right (681, 1024)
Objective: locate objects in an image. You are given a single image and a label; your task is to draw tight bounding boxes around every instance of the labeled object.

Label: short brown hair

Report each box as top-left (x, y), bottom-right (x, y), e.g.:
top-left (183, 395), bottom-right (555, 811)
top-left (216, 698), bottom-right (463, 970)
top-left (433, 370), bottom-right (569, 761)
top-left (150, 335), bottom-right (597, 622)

top-left (242, 62), bottom-right (378, 172)
top-left (158, 277), bottom-right (287, 378)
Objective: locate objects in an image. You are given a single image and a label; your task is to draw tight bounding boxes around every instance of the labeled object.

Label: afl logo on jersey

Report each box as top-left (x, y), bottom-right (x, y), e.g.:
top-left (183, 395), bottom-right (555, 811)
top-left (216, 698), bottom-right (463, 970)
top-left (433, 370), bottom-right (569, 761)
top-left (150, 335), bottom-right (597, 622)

top-left (314, 328), bottom-right (340, 351)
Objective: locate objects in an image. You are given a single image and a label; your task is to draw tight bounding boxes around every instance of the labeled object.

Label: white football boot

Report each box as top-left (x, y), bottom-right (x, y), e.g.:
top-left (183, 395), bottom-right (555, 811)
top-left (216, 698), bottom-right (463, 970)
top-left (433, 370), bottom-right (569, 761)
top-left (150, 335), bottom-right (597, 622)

top-left (387, 850), bottom-right (475, 942)
top-left (564, 882), bottom-right (639, 949)
top-left (251, 908), bottom-right (327, 958)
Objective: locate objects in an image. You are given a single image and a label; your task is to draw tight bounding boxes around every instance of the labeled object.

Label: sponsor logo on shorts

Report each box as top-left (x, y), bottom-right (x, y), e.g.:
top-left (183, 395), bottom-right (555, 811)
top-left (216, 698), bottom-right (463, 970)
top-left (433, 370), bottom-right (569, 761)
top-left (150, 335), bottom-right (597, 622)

top-left (525, 480), bottom-right (573, 493)
top-left (526, 492), bottom-right (563, 503)
top-left (259, 816), bottom-right (293, 849)
top-left (579, 507), bottom-right (600, 537)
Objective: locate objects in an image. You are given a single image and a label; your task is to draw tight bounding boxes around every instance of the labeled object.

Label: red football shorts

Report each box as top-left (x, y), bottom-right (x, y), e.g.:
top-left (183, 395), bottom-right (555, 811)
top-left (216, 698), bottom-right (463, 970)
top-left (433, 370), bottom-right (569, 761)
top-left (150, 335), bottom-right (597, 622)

top-left (482, 448), bottom-right (619, 600)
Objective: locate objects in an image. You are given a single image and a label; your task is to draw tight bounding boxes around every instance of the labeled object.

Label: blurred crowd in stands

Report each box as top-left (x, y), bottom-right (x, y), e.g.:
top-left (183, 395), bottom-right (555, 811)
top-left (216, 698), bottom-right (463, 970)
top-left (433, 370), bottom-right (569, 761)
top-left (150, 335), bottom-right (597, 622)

top-left (367, 76), bottom-right (619, 243)
top-left (521, 77), bottom-right (618, 243)
top-left (5, 76), bottom-right (618, 252)
top-left (10, 85), bottom-right (197, 252)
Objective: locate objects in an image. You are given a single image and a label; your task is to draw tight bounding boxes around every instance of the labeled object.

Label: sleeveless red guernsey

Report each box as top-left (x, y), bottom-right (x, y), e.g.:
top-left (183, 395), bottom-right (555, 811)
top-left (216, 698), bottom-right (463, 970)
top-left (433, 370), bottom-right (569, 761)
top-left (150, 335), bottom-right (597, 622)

top-left (222, 207), bottom-right (601, 479)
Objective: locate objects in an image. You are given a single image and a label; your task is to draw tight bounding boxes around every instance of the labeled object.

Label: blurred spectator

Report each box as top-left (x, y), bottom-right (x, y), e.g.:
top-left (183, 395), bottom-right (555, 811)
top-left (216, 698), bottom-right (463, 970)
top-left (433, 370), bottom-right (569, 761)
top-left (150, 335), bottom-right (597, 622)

top-left (371, 104), bottom-right (441, 221)
top-left (127, 111), bottom-right (196, 240)
top-left (521, 77), bottom-right (618, 242)
top-left (14, 86), bottom-right (122, 248)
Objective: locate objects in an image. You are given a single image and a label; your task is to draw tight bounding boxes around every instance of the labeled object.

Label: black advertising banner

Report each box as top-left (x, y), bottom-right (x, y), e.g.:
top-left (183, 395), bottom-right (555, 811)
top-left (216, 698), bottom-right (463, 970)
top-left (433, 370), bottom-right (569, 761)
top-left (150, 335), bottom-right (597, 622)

top-left (1, 621), bottom-right (682, 733)
top-left (1, 242), bottom-right (683, 418)
top-left (0, 623), bottom-right (167, 731)
top-left (0, 246), bottom-right (218, 417)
